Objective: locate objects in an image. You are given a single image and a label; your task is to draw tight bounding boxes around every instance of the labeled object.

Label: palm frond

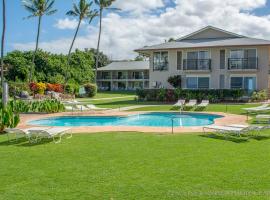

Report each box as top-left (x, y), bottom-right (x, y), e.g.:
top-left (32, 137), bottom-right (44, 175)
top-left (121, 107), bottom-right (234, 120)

top-left (46, 9), bottom-right (57, 16)
top-left (66, 10), bottom-right (78, 17)
top-left (44, 0), bottom-right (56, 13)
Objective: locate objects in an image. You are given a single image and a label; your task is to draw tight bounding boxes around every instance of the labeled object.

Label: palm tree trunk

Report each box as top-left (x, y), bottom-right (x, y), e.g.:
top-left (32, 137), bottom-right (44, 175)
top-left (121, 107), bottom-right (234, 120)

top-left (30, 15), bottom-right (42, 82)
top-left (1, 0), bottom-right (6, 107)
top-left (95, 8), bottom-right (103, 84)
top-left (65, 19), bottom-right (82, 85)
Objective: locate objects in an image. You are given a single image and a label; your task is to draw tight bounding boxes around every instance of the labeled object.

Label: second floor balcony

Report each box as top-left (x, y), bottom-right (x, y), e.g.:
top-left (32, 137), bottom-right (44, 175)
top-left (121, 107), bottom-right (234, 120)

top-left (228, 57), bottom-right (258, 70)
top-left (183, 59), bottom-right (211, 71)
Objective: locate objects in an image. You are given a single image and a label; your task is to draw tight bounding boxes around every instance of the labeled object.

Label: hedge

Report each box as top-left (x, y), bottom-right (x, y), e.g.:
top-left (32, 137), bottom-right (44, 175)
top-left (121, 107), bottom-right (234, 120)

top-left (136, 89), bottom-right (246, 103)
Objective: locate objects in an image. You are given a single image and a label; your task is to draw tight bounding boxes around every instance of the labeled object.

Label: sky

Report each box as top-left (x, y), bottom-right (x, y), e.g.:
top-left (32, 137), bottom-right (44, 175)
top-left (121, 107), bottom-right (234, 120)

top-left (2, 0), bottom-right (270, 60)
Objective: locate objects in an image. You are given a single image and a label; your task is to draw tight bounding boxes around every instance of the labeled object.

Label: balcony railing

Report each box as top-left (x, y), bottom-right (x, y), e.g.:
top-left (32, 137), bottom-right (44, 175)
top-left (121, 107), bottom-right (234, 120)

top-left (228, 57), bottom-right (258, 70)
top-left (183, 59), bottom-right (211, 70)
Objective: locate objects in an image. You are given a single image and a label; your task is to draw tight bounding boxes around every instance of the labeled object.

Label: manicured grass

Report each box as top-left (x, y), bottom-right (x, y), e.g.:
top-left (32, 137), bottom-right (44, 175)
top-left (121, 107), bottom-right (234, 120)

top-left (1, 132), bottom-right (270, 199)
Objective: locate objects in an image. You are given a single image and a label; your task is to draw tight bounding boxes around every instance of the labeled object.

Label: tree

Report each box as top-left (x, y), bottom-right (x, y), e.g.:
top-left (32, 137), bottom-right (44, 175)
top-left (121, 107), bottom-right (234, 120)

top-left (65, 0), bottom-right (97, 84)
top-left (168, 38), bottom-right (176, 42)
top-left (22, 0), bottom-right (57, 82)
top-left (86, 48), bottom-right (110, 68)
top-left (1, 0), bottom-right (6, 107)
top-left (168, 75), bottom-right (181, 88)
top-left (94, 0), bottom-right (119, 83)
top-left (135, 54), bottom-right (147, 61)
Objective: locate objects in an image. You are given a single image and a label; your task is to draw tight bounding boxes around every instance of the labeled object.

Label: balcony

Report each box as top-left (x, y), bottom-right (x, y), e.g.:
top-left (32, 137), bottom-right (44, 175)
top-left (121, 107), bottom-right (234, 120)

top-left (228, 57), bottom-right (258, 70)
top-left (183, 59), bottom-right (211, 71)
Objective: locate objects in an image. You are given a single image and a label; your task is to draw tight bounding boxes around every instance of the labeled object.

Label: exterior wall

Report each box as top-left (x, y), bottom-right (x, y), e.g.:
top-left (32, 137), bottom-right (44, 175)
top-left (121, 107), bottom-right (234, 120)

top-left (97, 70), bottom-right (149, 91)
top-left (149, 46), bottom-right (270, 90)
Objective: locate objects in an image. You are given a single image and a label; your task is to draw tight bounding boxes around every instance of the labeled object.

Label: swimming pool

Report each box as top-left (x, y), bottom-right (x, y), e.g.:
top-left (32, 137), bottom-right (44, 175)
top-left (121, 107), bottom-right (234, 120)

top-left (28, 112), bottom-right (223, 127)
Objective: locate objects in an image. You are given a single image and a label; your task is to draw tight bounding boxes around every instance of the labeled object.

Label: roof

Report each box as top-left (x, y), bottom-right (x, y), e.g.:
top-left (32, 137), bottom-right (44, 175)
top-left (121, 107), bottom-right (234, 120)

top-left (135, 26), bottom-right (270, 52)
top-left (177, 26), bottom-right (245, 41)
top-left (97, 61), bottom-right (149, 71)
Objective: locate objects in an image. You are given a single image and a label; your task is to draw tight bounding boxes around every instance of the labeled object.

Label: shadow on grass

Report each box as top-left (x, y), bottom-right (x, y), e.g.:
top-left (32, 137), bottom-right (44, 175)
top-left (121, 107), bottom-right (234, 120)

top-left (200, 132), bottom-right (270, 143)
top-left (199, 133), bottom-right (249, 143)
top-left (0, 135), bottom-right (56, 147)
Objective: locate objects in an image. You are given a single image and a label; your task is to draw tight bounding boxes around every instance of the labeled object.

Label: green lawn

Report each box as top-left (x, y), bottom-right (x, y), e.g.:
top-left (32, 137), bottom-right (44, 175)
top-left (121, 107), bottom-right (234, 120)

top-left (1, 132), bottom-right (270, 199)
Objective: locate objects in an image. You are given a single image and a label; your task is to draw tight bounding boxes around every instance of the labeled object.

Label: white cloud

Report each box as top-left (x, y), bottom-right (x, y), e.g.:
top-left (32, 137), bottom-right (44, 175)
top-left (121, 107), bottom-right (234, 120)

top-left (113, 0), bottom-right (165, 15)
top-left (12, 0), bottom-right (270, 60)
top-left (54, 18), bottom-right (84, 30)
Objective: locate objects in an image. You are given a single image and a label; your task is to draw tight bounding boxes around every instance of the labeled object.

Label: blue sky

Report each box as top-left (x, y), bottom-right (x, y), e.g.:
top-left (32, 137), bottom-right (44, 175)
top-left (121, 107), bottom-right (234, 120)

top-left (2, 0), bottom-right (270, 59)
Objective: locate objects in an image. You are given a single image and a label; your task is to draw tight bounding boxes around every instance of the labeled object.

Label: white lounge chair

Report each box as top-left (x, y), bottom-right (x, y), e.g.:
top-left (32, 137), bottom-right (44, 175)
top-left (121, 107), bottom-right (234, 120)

top-left (28, 127), bottom-right (72, 144)
top-left (174, 99), bottom-right (185, 107)
top-left (243, 104), bottom-right (270, 112)
top-left (185, 100), bottom-right (197, 107)
top-left (203, 124), bottom-right (264, 136)
top-left (5, 127), bottom-right (50, 142)
top-left (64, 105), bottom-right (81, 112)
top-left (197, 100), bottom-right (209, 108)
top-left (86, 104), bottom-right (108, 110)
top-left (255, 115), bottom-right (270, 124)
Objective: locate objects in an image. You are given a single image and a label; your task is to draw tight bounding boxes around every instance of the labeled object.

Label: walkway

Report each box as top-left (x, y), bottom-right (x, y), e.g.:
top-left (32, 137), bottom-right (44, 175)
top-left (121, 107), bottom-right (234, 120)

top-left (80, 96), bottom-right (135, 101)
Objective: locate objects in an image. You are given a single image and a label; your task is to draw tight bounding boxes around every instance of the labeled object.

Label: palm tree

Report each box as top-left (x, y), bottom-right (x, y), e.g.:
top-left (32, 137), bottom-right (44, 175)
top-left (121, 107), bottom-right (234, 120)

top-left (65, 0), bottom-right (97, 84)
top-left (1, 0), bottom-right (6, 107)
top-left (94, 0), bottom-right (118, 83)
top-left (22, 0), bottom-right (57, 82)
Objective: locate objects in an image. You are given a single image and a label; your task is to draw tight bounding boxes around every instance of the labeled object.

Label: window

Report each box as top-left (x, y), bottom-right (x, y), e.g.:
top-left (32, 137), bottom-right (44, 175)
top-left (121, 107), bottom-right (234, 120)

top-left (177, 51), bottom-right (182, 70)
top-left (229, 49), bottom-right (257, 69)
top-left (153, 52), bottom-right (168, 71)
top-left (186, 77), bottom-right (210, 89)
top-left (186, 51), bottom-right (210, 70)
top-left (230, 77), bottom-right (256, 91)
top-left (220, 50), bottom-right (225, 69)
top-left (186, 77), bottom-right (197, 89)
top-left (198, 77), bottom-right (210, 89)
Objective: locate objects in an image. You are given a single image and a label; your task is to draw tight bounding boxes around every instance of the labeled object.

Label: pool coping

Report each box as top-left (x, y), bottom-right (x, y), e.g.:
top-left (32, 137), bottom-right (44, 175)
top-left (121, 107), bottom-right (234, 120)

top-left (18, 110), bottom-right (248, 134)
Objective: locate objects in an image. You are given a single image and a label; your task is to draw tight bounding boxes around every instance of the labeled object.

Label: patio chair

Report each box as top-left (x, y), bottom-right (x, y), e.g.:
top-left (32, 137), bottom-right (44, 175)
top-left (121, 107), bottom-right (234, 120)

top-left (185, 100), bottom-right (197, 108)
top-left (197, 100), bottom-right (209, 108)
top-left (28, 127), bottom-right (72, 144)
top-left (173, 99), bottom-right (186, 107)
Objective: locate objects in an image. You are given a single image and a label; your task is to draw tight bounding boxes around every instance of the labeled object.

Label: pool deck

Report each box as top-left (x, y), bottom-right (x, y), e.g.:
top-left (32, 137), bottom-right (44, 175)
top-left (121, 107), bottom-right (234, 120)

top-left (18, 110), bottom-right (248, 134)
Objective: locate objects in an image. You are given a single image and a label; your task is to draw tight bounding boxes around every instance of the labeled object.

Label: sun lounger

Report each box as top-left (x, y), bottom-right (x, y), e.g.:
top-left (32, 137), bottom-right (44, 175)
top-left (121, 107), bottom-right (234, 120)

top-left (64, 105), bottom-right (81, 112)
top-left (203, 125), bottom-right (249, 136)
top-left (255, 115), bottom-right (270, 123)
top-left (185, 100), bottom-right (197, 107)
top-left (174, 99), bottom-right (186, 107)
top-left (243, 104), bottom-right (270, 112)
top-left (86, 104), bottom-right (108, 110)
top-left (28, 127), bottom-right (72, 143)
top-left (197, 100), bottom-right (209, 108)
top-left (203, 124), bottom-right (265, 136)
top-left (5, 127), bottom-right (50, 142)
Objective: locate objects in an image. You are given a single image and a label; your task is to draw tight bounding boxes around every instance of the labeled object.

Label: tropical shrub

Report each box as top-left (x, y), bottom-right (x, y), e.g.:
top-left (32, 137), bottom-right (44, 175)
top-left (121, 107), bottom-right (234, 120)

top-left (84, 83), bottom-right (97, 97)
top-left (168, 75), bottom-right (182, 88)
top-left (0, 101), bottom-right (20, 132)
top-left (251, 90), bottom-right (268, 102)
top-left (36, 82), bottom-right (47, 94)
top-left (9, 82), bottom-right (30, 97)
top-left (65, 83), bottom-right (79, 95)
top-left (47, 83), bottom-right (64, 93)
top-left (14, 99), bottom-right (65, 113)
top-left (136, 89), bottom-right (245, 103)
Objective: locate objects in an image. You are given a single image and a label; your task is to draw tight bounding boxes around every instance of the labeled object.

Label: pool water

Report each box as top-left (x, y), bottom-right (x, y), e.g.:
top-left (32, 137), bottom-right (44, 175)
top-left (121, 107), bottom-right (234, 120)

top-left (28, 112), bottom-right (223, 127)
